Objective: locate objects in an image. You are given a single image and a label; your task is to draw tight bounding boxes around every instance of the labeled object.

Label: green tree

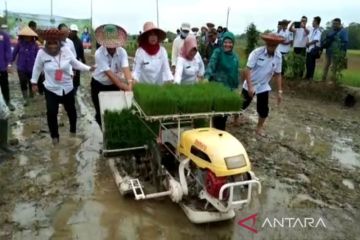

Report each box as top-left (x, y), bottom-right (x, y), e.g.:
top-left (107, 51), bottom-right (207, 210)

top-left (285, 52), bottom-right (306, 80)
top-left (347, 22), bottom-right (360, 49)
top-left (245, 23), bottom-right (260, 57)
top-left (330, 37), bottom-right (347, 83)
top-left (166, 31), bottom-right (177, 43)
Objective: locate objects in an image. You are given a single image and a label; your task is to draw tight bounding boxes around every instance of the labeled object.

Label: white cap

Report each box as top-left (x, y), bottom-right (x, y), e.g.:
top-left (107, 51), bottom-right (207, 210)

top-left (1, 24), bottom-right (8, 29)
top-left (70, 24), bottom-right (79, 32)
top-left (180, 23), bottom-right (191, 32)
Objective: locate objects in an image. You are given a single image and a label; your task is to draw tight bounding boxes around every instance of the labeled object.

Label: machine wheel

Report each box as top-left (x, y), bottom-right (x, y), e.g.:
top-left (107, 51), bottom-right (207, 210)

top-left (147, 140), bottom-right (164, 191)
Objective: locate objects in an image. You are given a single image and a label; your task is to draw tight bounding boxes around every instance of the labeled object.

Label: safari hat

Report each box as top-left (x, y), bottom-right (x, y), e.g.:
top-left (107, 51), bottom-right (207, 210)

top-left (180, 23), bottom-right (191, 32)
top-left (95, 24), bottom-right (127, 48)
top-left (18, 26), bottom-right (38, 37)
top-left (70, 24), bottom-right (79, 32)
top-left (37, 28), bottom-right (65, 41)
top-left (261, 33), bottom-right (285, 46)
top-left (138, 21), bottom-right (166, 44)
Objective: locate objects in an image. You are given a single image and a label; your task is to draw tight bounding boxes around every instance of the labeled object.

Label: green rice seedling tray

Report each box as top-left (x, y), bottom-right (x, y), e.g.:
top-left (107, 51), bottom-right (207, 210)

top-left (103, 109), bottom-right (159, 150)
top-left (133, 84), bottom-right (178, 115)
top-left (133, 83), bottom-right (243, 116)
top-left (209, 83), bottom-right (243, 111)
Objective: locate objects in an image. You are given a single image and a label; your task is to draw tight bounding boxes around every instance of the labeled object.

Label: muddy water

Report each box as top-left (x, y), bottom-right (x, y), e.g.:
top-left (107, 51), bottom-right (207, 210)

top-left (1, 73), bottom-right (360, 239)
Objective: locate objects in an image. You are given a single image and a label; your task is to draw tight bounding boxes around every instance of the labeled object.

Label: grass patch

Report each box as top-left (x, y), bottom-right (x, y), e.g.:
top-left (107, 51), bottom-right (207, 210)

top-left (347, 49), bottom-right (360, 57)
top-left (314, 68), bottom-right (360, 87)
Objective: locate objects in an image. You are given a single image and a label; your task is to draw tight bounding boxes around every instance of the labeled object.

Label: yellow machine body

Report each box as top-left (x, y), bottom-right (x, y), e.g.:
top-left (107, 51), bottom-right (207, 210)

top-left (178, 128), bottom-right (252, 177)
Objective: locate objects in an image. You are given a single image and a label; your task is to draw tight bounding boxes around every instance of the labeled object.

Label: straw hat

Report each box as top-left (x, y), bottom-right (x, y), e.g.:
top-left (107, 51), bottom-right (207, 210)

top-left (37, 29), bottom-right (65, 41)
top-left (138, 22), bottom-right (166, 44)
top-left (261, 34), bottom-right (285, 46)
top-left (18, 26), bottom-right (38, 37)
top-left (95, 24), bottom-right (127, 48)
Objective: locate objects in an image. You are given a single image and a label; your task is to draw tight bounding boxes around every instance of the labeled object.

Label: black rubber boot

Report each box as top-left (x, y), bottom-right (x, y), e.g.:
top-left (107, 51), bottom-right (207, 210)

top-left (0, 119), bottom-right (9, 149)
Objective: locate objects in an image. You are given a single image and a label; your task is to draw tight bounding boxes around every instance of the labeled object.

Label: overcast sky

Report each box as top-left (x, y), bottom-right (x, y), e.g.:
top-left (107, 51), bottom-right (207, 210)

top-left (2, 0), bottom-right (360, 34)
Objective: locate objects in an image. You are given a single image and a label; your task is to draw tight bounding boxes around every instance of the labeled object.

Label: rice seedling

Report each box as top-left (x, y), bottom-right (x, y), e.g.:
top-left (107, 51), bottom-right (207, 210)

top-left (104, 109), bottom-right (159, 149)
top-left (133, 84), bottom-right (178, 115)
top-left (133, 83), bottom-right (243, 115)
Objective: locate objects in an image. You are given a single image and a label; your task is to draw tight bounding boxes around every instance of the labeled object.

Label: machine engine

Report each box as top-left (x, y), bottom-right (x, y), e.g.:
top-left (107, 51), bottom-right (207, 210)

top-left (205, 169), bottom-right (228, 198)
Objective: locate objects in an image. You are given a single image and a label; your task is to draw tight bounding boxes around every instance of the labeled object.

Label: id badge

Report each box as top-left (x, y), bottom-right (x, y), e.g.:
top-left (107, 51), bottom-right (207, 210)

top-left (55, 69), bottom-right (63, 81)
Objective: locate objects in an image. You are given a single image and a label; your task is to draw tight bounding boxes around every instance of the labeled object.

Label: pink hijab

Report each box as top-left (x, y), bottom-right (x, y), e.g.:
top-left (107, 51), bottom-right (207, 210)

top-left (180, 35), bottom-right (198, 61)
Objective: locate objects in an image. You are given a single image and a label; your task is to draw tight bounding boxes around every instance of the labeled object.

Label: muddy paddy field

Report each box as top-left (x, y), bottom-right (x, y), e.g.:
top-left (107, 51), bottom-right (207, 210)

top-left (0, 64), bottom-right (359, 239)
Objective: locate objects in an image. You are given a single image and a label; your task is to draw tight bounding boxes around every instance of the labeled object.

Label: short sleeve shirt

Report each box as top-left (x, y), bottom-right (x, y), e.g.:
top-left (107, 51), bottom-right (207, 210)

top-left (243, 47), bottom-right (282, 94)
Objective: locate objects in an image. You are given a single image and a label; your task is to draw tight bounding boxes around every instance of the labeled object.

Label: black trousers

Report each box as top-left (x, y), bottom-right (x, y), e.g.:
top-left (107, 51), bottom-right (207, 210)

top-left (44, 88), bottom-right (76, 139)
top-left (293, 48), bottom-right (306, 78)
top-left (0, 71), bottom-right (10, 103)
top-left (294, 47), bottom-right (306, 55)
top-left (280, 52), bottom-right (288, 75)
top-left (242, 89), bottom-right (269, 118)
top-left (17, 70), bottom-right (32, 92)
top-left (305, 52), bottom-right (316, 79)
top-left (73, 70), bottom-right (80, 94)
top-left (91, 78), bottom-right (118, 126)
top-left (38, 73), bottom-right (45, 95)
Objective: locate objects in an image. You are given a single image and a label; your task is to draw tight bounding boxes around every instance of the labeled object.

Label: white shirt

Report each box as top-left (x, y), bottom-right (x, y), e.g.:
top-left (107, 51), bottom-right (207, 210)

top-left (174, 53), bottom-right (204, 85)
top-left (277, 29), bottom-right (293, 53)
top-left (243, 47), bottom-right (282, 94)
top-left (92, 46), bottom-right (129, 85)
top-left (132, 46), bottom-right (173, 85)
top-left (63, 38), bottom-right (76, 57)
top-left (171, 36), bottom-right (185, 67)
top-left (31, 47), bottom-right (90, 96)
top-left (293, 28), bottom-right (309, 48)
top-left (306, 27), bottom-right (322, 52)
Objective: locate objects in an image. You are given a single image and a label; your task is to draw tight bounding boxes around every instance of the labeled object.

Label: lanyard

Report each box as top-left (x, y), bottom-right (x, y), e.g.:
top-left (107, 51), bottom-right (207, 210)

top-left (53, 51), bottom-right (62, 69)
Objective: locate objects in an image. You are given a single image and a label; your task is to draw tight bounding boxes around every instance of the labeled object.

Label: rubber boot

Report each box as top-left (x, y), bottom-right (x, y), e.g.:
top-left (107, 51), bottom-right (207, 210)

top-left (0, 119), bottom-right (9, 150)
top-left (29, 87), bottom-right (34, 98)
top-left (22, 90), bottom-right (29, 106)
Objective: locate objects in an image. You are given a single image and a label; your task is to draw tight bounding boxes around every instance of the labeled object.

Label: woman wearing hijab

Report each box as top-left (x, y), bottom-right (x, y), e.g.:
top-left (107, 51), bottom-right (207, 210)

top-left (174, 35), bottom-right (205, 84)
top-left (204, 31), bottom-right (240, 130)
top-left (12, 26), bottom-right (39, 106)
top-left (132, 22), bottom-right (173, 84)
top-left (31, 29), bottom-right (95, 145)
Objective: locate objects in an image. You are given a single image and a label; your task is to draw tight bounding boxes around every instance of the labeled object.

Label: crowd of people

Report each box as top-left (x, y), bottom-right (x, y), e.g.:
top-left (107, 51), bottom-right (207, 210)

top-left (274, 16), bottom-right (348, 81)
top-left (0, 16), bottom-right (350, 149)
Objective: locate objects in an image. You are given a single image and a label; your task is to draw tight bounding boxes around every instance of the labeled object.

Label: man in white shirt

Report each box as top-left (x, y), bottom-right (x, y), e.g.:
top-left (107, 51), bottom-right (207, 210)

top-left (305, 16), bottom-right (322, 80)
top-left (276, 20), bottom-right (293, 75)
top-left (242, 34), bottom-right (284, 136)
top-left (58, 23), bottom-right (77, 57)
top-left (289, 16), bottom-right (310, 78)
top-left (171, 23), bottom-right (191, 72)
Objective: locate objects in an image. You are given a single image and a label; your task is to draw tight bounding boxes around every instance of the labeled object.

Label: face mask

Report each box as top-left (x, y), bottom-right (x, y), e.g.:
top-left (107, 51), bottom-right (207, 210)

top-left (180, 31), bottom-right (189, 39)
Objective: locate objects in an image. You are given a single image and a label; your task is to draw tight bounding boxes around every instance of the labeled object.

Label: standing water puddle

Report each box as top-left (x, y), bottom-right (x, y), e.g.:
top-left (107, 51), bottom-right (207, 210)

top-left (332, 137), bottom-right (360, 169)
